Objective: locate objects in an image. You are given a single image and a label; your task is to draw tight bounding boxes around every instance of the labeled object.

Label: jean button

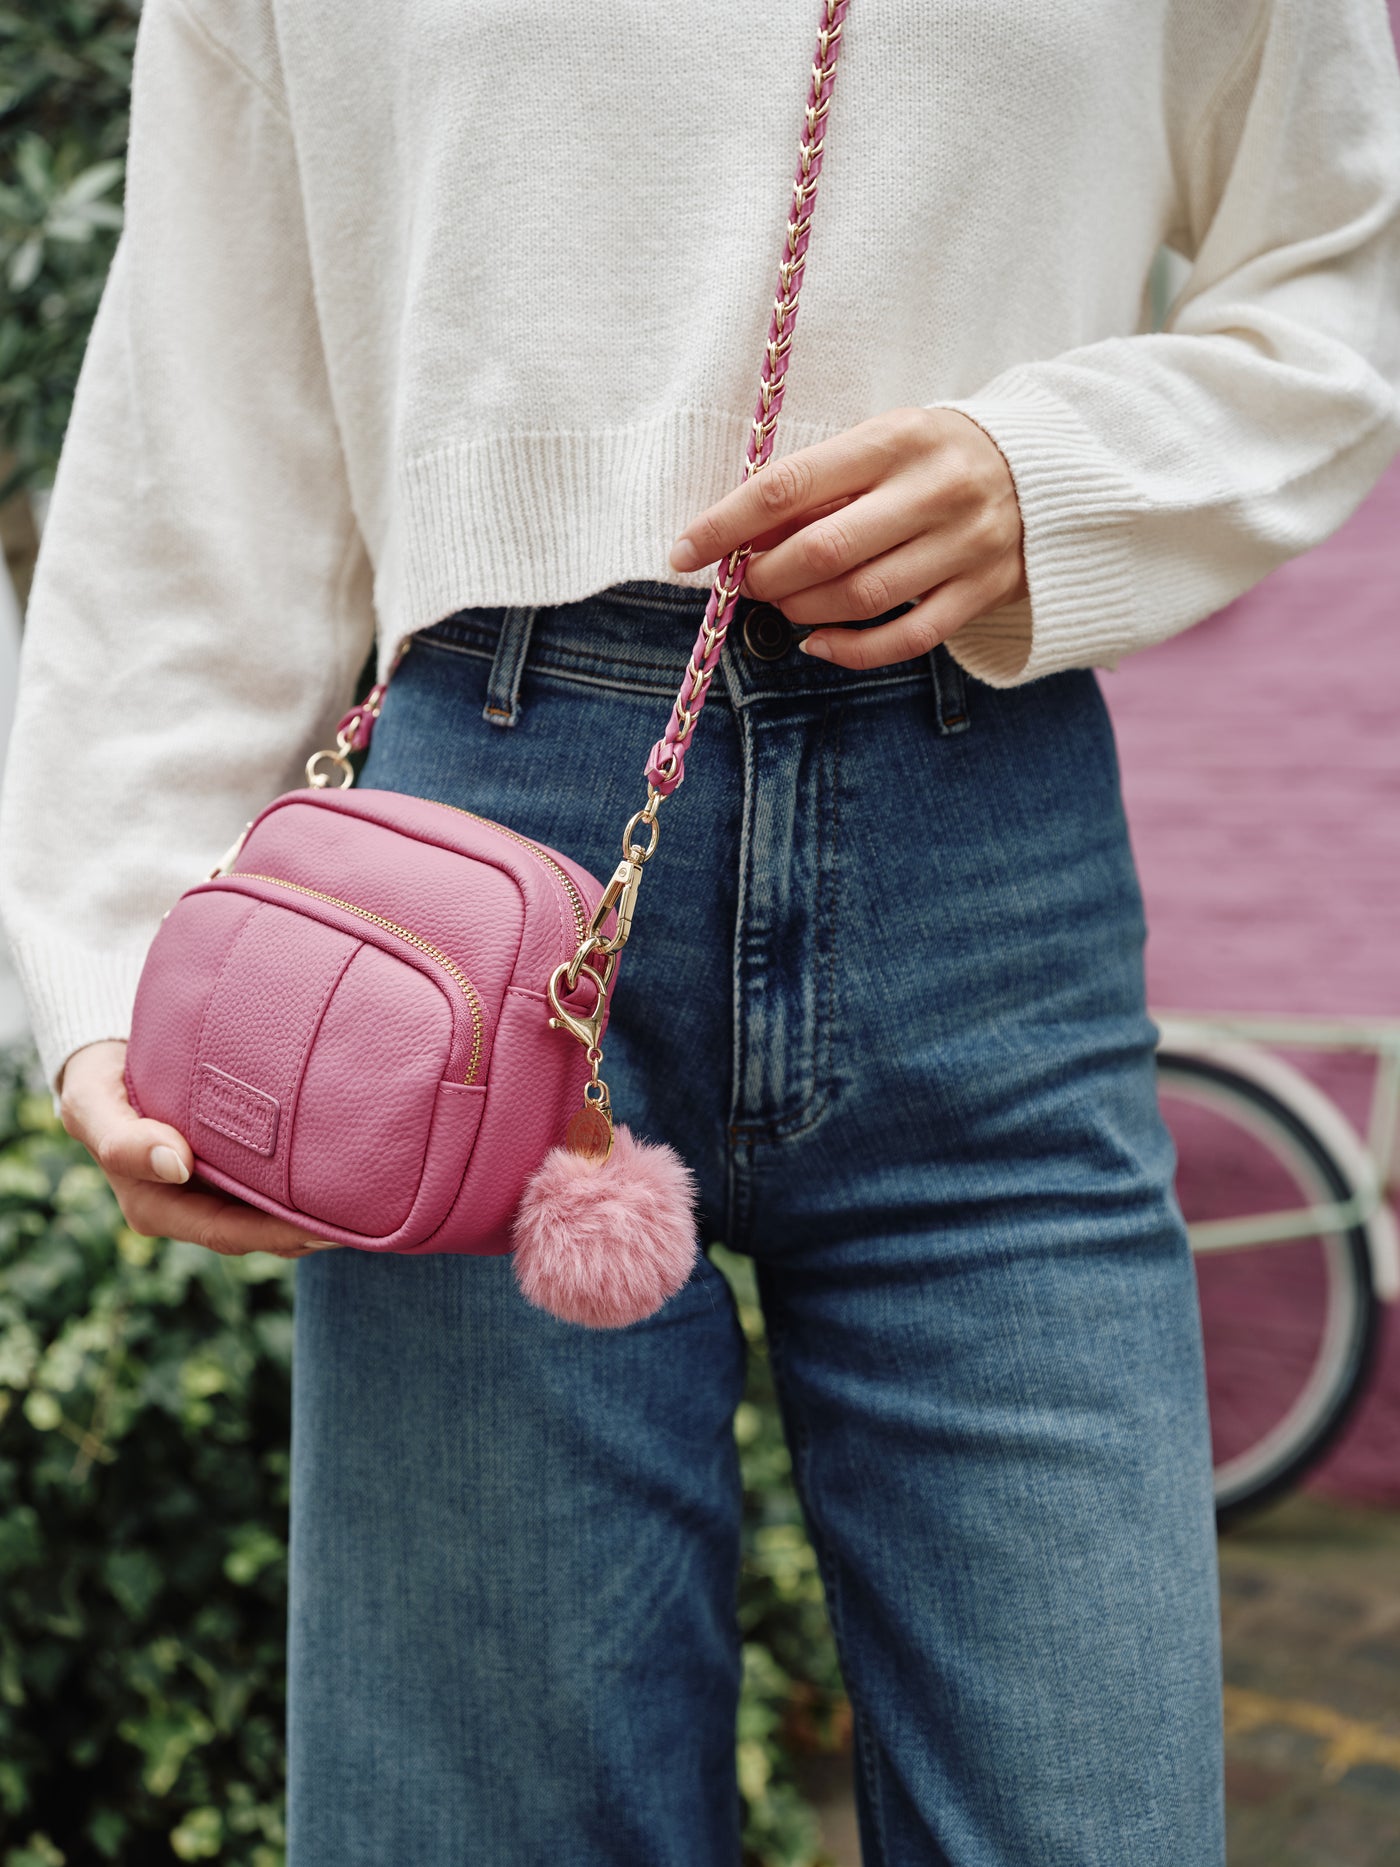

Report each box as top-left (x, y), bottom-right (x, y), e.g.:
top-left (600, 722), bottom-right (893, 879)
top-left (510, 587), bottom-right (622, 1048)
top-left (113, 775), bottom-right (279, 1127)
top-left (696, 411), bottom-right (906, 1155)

top-left (742, 602), bottom-right (793, 661)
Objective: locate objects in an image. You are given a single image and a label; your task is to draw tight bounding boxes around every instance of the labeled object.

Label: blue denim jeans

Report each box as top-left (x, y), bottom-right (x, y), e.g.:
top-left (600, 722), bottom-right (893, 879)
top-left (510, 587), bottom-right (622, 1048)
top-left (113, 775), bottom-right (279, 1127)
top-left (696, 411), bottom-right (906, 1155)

top-left (286, 582), bottom-right (1224, 1866)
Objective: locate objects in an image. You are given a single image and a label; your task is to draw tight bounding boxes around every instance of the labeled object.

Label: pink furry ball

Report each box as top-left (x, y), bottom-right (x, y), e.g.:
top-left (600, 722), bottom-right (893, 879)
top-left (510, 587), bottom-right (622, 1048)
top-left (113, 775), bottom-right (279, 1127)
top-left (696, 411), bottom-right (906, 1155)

top-left (511, 1124), bottom-right (700, 1328)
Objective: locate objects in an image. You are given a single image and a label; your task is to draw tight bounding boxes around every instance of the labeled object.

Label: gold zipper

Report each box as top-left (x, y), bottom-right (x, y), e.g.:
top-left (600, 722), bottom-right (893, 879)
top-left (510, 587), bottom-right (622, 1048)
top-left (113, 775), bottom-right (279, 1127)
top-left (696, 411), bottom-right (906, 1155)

top-left (236, 874), bottom-right (485, 1085)
top-left (423, 802), bottom-right (589, 948)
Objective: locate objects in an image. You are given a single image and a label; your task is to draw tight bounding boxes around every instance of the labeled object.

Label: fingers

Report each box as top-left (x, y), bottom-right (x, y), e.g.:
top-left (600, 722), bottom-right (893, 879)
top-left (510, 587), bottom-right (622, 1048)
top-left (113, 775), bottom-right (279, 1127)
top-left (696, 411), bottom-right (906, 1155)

top-left (60, 1039), bottom-right (194, 1185)
top-left (799, 572), bottom-right (1006, 672)
top-left (743, 435), bottom-right (1024, 624)
top-left (667, 405), bottom-right (1027, 670)
top-left (669, 415), bottom-right (912, 572)
top-left (745, 492), bottom-right (857, 556)
top-left (113, 1174), bottom-right (332, 1258)
top-left (742, 486), bottom-right (927, 609)
top-left (60, 1038), bottom-right (338, 1260)
top-left (753, 517), bottom-right (966, 629)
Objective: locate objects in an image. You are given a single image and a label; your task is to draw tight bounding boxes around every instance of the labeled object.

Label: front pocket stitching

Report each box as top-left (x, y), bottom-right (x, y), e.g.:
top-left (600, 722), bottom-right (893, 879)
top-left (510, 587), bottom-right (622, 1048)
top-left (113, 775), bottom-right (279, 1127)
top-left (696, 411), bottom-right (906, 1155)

top-left (281, 935), bottom-right (363, 1212)
top-left (186, 898), bottom-right (264, 1145)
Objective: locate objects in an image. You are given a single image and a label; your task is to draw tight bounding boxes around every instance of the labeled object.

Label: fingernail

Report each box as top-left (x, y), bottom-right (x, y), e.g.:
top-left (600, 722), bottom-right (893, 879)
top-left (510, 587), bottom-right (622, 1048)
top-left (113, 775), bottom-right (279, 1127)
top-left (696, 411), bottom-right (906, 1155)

top-left (150, 1145), bottom-right (190, 1184)
top-left (800, 635), bottom-right (832, 661)
top-left (669, 536), bottom-right (700, 572)
top-left (301, 1240), bottom-right (340, 1251)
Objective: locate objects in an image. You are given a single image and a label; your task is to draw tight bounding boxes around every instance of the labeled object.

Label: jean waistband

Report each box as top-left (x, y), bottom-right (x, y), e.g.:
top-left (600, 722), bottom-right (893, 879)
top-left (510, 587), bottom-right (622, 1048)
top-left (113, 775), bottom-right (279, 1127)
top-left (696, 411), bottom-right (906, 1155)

top-left (415, 580), bottom-right (972, 734)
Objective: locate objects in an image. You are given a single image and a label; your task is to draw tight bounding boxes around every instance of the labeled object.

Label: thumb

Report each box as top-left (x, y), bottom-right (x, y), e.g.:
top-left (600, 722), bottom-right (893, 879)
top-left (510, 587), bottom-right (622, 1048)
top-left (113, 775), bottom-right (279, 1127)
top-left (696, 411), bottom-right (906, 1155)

top-left (60, 1039), bottom-right (194, 1186)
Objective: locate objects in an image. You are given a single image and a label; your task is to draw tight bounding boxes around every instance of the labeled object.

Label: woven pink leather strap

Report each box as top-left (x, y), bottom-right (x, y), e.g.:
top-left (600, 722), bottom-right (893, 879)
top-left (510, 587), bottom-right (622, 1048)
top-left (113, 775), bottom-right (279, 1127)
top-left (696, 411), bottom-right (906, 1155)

top-left (644, 0), bottom-right (853, 796)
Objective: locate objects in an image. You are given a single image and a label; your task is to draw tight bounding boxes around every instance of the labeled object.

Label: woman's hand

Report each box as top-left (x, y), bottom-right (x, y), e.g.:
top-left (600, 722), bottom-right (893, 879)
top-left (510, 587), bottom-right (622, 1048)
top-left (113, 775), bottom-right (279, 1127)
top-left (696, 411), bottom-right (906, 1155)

top-left (59, 1040), bottom-right (332, 1259)
top-left (669, 407), bottom-right (1028, 670)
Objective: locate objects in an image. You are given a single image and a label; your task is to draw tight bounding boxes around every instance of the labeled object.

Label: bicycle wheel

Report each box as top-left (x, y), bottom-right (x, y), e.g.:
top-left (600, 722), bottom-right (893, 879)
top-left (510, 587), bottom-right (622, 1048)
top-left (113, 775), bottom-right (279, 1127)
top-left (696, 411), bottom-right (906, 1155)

top-left (1156, 1049), bottom-right (1380, 1528)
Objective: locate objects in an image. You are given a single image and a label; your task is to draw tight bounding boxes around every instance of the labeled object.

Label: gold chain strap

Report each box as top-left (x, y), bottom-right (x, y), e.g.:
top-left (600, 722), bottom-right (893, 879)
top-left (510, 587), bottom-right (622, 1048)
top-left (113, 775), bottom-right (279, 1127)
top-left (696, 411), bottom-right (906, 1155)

top-left (547, 0), bottom-right (855, 1158)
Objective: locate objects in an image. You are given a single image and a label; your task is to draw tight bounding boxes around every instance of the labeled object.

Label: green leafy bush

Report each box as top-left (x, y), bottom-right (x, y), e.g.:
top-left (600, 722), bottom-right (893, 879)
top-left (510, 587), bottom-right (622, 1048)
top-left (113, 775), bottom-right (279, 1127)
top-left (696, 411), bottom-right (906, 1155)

top-left (0, 1055), bottom-right (294, 1866)
top-left (720, 1246), bottom-right (850, 1866)
top-left (0, 0), bottom-right (138, 501)
top-left (0, 1055), bottom-right (849, 1865)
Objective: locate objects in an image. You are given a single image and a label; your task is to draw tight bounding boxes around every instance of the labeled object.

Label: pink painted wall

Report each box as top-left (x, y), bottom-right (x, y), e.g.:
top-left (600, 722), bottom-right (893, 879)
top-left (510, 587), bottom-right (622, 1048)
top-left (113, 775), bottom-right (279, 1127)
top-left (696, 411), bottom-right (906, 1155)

top-left (1103, 456), bottom-right (1400, 1504)
top-left (1106, 456), bottom-right (1400, 1026)
top-left (1098, 0), bottom-right (1400, 1506)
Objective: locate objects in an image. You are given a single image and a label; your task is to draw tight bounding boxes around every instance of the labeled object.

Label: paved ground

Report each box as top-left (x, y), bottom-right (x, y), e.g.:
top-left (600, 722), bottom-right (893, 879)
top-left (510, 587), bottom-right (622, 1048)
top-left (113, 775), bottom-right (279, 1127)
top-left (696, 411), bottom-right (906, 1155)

top-left (799, 1494), bottom-right (1400, 1866)
top-left (1218, 1494), bottom-right (1400, 1866)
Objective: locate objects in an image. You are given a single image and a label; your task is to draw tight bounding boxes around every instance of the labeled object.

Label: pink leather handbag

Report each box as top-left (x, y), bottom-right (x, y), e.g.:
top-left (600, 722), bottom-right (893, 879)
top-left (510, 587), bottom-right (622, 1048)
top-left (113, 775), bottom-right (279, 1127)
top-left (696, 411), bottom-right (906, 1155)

top-left (125, 0), bottom-right (854, 1327)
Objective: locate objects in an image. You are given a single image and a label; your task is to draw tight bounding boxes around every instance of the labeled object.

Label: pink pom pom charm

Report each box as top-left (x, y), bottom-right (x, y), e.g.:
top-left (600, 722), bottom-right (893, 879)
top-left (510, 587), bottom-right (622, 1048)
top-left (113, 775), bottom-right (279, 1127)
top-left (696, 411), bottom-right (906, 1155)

top-left (511, 1122), bottom-right (700, 1328)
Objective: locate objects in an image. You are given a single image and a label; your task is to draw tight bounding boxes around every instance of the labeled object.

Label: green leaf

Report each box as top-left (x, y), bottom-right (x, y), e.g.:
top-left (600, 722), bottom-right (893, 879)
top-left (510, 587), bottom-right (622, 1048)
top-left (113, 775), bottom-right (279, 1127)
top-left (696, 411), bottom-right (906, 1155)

top-left (116, 1705), bottom-right (216, 1798)
top-left (0, 1758), bottom-right (29, 1817)
top-left (102, 1548), bottom-right (163, 1622)
top-left (20, 1390), bottom-right (62, 1432)
top-left (222, 1524), bottom-right (285, 1588)
top-left (0, 1320), bottom-right (41, 1387)
top-left (0, 1157), bottom-right (50, 1201)
top-left (54, 157), bottom-right (122, 206)
top-left (115, 1227), bottom-right (156, 1267)
top-left (83, 1809), bottom-right (127, 1861)
top-left (15, 1096), bottom-right (60, 1136)
top-left (168, 1806), bottom-right (223, 1860)
top-left (52, 1161), bottom-right (111, 1212)
top-left (14, 135), bottom-right (52, 200)
top-left (5, 235), bottom-right (42, 293)
top-left (737, 1737), bottom-right (772, 1803)
top-left (178, 1351), bottom-right (230, 1402)
top-left (4, 1834), bottom-right (66, 1867)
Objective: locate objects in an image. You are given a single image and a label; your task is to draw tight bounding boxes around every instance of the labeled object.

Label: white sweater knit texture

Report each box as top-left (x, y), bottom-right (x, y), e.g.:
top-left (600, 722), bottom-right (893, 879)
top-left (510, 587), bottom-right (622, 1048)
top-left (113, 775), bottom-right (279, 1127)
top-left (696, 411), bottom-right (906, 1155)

top-left (4, 0), bottom-right (1400, 1086)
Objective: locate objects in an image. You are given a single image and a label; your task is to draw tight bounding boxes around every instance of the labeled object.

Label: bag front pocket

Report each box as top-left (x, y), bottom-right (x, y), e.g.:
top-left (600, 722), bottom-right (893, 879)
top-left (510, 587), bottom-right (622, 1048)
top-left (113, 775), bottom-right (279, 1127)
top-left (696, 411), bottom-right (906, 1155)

top-left (284, 940), bottom-right (468, 1235)
top-left (128, 879), bottom-right (487, 1243)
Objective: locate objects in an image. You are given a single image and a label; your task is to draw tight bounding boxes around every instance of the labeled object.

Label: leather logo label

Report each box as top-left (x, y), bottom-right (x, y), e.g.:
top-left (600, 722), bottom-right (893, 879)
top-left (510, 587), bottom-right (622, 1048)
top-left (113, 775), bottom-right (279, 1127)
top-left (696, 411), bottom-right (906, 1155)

top-left (195, 1064), bottom-right (280, 1157)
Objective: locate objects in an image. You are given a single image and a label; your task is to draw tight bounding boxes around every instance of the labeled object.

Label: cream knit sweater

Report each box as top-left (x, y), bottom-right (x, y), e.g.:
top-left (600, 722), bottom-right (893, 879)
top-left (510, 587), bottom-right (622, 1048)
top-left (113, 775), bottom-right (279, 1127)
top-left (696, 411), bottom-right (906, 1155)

top-left (4, 0), bottom-right (1400, 1087)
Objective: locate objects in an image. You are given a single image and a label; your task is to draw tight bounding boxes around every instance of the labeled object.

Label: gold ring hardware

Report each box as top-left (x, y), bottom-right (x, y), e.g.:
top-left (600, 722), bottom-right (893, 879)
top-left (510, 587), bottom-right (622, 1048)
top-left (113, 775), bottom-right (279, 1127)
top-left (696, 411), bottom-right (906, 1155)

top-left (547, 959), bottom-right (609, 1052)
top-left (622, 806), bottom-right (660, 864)
top-left (564, 931), bottom-right (619, 995)
top-left (305, 746), bottom-right (354, 789)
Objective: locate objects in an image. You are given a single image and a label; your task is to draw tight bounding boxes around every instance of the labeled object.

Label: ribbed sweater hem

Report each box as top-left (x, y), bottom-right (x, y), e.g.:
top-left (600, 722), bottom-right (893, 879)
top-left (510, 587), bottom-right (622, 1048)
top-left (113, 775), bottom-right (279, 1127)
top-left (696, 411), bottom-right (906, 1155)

top-left (384, 393), bottom-right (1148, 691)
top-left (387, 404), bottom-right (847, 667)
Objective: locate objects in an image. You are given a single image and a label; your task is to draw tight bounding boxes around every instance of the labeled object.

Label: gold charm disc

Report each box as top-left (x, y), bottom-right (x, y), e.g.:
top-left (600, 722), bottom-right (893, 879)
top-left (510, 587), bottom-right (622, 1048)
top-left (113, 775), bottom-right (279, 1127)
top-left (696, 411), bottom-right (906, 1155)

top-left (565, 1102), bottom-right (614, 1163)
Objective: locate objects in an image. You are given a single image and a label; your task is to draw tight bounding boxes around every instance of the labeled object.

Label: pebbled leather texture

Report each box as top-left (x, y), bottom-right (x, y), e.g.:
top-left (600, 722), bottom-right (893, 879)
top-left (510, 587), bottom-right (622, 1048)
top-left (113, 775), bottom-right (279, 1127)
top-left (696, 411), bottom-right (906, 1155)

top-left (125, 787), bottom-right (610, 1253)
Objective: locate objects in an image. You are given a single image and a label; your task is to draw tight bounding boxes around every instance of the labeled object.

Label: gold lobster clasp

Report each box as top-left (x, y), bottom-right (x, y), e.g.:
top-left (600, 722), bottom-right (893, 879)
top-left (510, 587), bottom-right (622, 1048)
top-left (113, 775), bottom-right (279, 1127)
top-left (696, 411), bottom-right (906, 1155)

top-left (546, 959), bottom-right (610, 1052)
top-left (582, 858), bottom-right (644, 961)
top-left (547, 784), bottom-right (662, 1057)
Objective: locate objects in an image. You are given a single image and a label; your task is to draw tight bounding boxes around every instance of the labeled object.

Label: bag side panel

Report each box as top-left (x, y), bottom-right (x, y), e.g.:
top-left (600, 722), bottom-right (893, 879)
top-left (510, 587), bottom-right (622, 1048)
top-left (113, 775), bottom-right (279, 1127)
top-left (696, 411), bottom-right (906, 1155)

top-left (407, 985), bottom-right (589, 1255)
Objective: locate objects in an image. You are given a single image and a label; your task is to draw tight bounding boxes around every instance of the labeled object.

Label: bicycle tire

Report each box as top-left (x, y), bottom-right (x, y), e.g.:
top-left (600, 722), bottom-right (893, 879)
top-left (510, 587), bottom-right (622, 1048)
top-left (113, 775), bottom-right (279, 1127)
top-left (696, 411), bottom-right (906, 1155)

top-left (1156, 1048), bottom-right (1381, 1530)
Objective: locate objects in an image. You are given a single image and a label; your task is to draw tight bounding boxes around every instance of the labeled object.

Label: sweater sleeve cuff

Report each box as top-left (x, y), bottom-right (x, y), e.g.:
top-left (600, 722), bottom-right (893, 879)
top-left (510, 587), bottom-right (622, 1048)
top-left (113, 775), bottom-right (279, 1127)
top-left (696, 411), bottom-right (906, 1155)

top-left (7, 930), bottom-right (147, 1091)
top-left (927, 378), bottom-right (1146, 688)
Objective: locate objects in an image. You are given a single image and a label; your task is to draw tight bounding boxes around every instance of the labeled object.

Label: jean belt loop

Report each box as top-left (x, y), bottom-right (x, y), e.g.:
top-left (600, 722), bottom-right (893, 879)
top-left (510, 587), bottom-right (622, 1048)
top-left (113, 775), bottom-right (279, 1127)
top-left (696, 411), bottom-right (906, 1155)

top-left (482, 605), bottom-right (539, 729)
top-left (928, 642), bottom-right (971, 736)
